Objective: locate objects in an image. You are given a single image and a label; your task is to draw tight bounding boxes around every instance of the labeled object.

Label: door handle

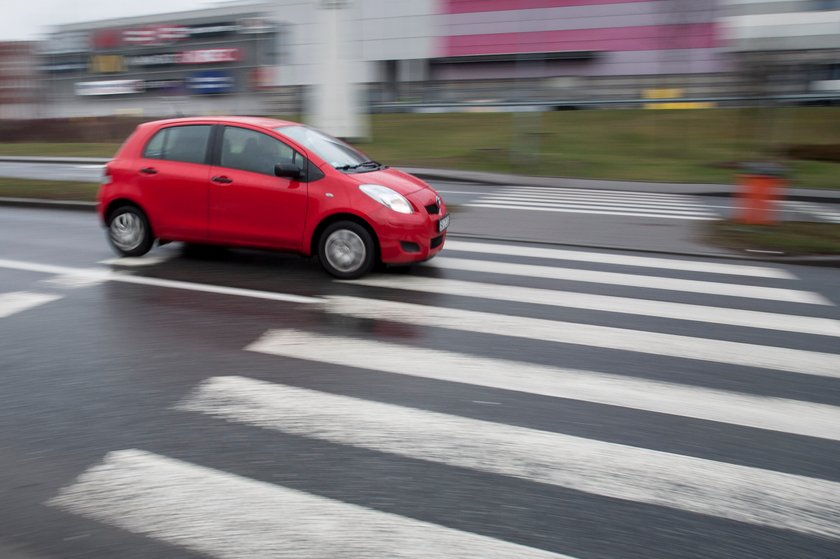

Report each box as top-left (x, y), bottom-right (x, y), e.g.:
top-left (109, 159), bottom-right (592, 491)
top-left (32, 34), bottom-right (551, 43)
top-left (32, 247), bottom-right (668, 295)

top-left (139, 167), bottom-right (158, 175)
top-left (211, 176), bottom-right (233, 184)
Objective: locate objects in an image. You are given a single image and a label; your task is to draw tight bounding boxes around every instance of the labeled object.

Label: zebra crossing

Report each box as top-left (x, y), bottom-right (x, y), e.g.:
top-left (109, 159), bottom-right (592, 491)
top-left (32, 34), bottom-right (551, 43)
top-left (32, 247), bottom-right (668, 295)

top-left (46, 240), bottom-right (840, 558)
top-left (786, 200), bottom-right (840, 223)
top-left (465, 186), bottom-right (718, 220)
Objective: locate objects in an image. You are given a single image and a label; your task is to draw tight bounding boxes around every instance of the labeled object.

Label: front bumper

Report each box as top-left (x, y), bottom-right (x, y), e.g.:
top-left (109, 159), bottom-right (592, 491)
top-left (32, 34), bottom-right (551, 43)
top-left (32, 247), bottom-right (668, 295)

top-left (373, 190), bottom-right (449, 264)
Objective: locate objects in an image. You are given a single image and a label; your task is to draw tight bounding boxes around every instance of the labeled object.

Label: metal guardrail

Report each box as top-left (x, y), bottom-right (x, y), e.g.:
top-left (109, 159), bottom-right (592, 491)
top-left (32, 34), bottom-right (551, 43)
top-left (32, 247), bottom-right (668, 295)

top-left (371, 93), bottom-right (840, 112)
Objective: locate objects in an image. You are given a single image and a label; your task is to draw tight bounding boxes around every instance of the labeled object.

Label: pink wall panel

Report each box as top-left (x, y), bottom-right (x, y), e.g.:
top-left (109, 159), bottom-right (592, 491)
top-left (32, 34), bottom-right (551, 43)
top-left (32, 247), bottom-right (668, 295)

top-left (444, 0), bottom-right (650, 14)
top-left (444, 23), bottom-right (718, 56)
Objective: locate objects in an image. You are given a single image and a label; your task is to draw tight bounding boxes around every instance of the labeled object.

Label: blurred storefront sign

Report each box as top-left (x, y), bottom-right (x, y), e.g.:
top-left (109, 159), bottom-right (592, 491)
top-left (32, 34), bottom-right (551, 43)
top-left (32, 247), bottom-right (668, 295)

top-left (144, 79), bottom-right (184, 93)
top-left (89, 55), bottom-right (125, 74)
top-left (75, 79), bottom-right (144, 96)
top-left (239, 18), bottom-right (275, 34)
top-left (125, 49), bottom-right (241, 67)
top-left (250, 66), bottom-right (276, 89)
top-left (187, 70), bottom-right (234, 94)
top-left (40, 62), bottom-right (87, 73)
top-left (41, 31), bottom-right (89, 54)
top-left (179, 48), bottom-right (242, 64)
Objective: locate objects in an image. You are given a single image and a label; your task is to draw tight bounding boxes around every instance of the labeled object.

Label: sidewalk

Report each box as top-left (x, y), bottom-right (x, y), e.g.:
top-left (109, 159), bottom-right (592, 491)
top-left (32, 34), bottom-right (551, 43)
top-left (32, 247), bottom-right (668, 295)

top-left (1, 157), bottom-right (839, 266)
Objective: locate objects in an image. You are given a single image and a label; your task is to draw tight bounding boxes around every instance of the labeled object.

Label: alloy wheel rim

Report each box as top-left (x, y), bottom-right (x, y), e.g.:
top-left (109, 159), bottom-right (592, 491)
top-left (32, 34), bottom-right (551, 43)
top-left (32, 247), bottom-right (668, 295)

top-left (325, 229), bottom-right (366, 273)
top-left (110, 212), bottom-right (144, 251)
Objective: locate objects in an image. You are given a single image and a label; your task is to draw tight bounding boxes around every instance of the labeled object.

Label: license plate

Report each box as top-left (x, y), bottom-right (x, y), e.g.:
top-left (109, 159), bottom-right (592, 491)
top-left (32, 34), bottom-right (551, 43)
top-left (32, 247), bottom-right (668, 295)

top-left (437, 214), bottom-right (450, 232)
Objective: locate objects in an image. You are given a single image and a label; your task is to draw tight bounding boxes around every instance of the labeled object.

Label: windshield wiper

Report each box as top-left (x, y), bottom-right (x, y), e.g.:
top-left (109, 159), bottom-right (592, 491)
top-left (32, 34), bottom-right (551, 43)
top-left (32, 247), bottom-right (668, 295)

top-left (335, 160), bottom-right (386, 171)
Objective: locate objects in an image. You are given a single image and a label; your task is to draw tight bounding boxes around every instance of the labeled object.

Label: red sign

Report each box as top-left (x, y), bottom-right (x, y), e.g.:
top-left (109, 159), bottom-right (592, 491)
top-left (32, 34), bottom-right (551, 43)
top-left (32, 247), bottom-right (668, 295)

top-left (124, 25), bottom-right (189, 45)
top-left (177, 48), bottom-right (241, 65)
top-left (92, 29), bottom-right (122, 50)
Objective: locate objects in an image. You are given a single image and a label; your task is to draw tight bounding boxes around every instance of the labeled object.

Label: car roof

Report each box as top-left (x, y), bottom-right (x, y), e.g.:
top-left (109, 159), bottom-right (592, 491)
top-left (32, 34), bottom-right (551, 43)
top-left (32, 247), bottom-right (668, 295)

top-left (139, 116), bottom-right (300, 130)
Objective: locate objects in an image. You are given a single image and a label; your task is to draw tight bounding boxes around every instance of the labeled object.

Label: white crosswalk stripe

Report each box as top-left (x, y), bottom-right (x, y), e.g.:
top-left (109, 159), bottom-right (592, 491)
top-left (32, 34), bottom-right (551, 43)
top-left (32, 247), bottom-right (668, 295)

top-left (342, 275), bottom-right (840, 336)
top-left (323, 295), bottom-right (840, 377)
top-left (466, 187), bottom-right (717, 220)
top-left (45, 241), bottom-right (840, 557)
top-left (430, 257), bottom-right (830, 304)
top-left (176, 377), bottom-right (840, 540)
top-left (443, 240), bottom-right (796, 278)
top-left (247, 329), bottom-right (840, 440)
top-left (50, 449), bottom-right (570, 559)
top-left (786, 201), bottom-right (840, 223)
top-left (0, 291), bottom-right (62, 318)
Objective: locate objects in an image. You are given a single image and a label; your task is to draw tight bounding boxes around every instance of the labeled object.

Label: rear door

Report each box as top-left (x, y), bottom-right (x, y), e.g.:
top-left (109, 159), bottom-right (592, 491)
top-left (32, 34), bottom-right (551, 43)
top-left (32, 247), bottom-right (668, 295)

top-left (208, 125), bottom-right (309, 250)
top-left (136, 124), bottom-right (213, 241)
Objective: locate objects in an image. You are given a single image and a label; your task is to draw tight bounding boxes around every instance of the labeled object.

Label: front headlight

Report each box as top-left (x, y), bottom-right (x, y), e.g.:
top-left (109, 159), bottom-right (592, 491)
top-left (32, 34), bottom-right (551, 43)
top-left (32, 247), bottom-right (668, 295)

top-left (359, 184), bottom-right (413, 214)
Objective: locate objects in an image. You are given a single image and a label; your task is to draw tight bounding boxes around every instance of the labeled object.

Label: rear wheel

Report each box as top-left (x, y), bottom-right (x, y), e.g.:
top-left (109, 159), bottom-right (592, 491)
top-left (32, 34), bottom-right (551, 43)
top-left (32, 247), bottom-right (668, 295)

top-left (318, 221), bottom-right (375, 279)
top-left (107, 205), bottom-right (153, 257)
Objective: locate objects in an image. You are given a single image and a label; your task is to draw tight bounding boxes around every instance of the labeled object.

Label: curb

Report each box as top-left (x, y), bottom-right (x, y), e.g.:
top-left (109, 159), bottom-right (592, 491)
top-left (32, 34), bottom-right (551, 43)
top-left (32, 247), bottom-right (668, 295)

top-left (0, 197), bottom-right (97, 211)
top-left (2, 197), bottom-right (838, 268)
top-left (0, 156), bottom-right (109, 165)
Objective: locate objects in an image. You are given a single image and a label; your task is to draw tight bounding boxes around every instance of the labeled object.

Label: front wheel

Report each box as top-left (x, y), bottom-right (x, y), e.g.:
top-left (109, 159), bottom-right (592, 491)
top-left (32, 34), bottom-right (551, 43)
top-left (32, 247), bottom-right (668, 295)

top-left (318, 221), bottom-right (375, 279)
top-left (107, 205), bottom-right (154, 257)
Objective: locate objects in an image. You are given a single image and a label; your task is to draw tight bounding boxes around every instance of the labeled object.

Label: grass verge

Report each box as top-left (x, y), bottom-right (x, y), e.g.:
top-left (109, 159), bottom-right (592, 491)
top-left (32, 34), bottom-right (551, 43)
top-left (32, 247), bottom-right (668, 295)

top-left (0, 178), bottom-right (98, 202)
top-left (0, 108), bottom-right (839, 187)
top-left (708, 220), bottom-right (840, 255)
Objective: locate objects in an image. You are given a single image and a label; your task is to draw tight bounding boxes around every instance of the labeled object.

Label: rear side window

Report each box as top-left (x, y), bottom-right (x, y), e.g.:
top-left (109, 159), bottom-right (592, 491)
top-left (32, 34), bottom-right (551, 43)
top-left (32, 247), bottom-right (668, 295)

top-left (142, 125), bottom-right (212, 165)
top-left (220, 126), bottom-right (302, 176)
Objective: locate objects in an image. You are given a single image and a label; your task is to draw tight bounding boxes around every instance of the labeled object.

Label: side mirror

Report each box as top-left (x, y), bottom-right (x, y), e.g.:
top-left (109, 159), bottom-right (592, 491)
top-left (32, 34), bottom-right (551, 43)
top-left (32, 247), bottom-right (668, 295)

top-left (274, 161), bottom-right (303, 180)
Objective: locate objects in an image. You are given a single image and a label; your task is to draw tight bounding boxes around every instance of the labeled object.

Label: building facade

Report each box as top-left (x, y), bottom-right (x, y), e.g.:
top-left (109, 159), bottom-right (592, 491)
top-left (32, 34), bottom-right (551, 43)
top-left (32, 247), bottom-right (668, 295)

top-left (721, 0), bottom-right (840, 96)
top-left (31, 0), bottom-right (840, 120)
top-left (0, 42), bottom-right (40, 119)
top-left (38, 2), bottom-right (279, 118)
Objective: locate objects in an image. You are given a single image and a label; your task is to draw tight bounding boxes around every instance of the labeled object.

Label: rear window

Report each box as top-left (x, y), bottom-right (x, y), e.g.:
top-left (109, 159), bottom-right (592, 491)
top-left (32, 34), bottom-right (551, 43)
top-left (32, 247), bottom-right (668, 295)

top-left (142, 125), bottom-right (212, 165)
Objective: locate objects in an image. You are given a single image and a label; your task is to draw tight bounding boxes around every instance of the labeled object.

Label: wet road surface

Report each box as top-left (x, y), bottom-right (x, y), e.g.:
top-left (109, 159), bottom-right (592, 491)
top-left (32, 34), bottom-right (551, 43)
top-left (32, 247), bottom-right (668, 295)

top-left (1, 206), bottom-right (839, 558)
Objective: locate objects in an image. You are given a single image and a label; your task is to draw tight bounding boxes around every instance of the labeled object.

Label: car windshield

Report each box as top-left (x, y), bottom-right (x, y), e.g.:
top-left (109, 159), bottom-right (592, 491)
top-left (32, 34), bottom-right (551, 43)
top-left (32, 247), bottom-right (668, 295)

top-left (276, 125), bottom-right (378, 171)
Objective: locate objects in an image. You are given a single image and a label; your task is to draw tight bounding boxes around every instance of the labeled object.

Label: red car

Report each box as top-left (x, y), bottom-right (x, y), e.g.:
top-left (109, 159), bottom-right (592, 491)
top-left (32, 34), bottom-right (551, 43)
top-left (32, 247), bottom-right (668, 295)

top-left (98, 117), bottom-right (449, 278)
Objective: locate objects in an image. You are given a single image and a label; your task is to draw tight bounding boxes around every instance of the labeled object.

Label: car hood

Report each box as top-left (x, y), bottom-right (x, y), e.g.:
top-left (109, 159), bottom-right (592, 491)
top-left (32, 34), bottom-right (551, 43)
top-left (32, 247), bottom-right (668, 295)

top-left (344, 167), bottom-right (433, 196)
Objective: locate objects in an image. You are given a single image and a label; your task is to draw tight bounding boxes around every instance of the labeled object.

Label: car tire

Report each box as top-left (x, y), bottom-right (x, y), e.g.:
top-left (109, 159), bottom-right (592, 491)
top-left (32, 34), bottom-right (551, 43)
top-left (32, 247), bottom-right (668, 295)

top-left (107, 205), bottom-right (154, 257)
top-left (318, 221), bottom-right (375, 279)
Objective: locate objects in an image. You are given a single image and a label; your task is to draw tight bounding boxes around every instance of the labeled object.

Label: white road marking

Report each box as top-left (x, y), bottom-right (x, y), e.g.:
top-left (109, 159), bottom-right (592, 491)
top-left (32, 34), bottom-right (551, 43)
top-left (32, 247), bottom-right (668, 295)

top-left (323, 296), bottom-right (840, 378)
top-left (343, 276), bottom-right (840, 336)
top-left (177, 377), bottom-right (840, 540)
top-left (493, 186), bottom-right (697, 199)
top-left (42, 273), bottom-right (107, 289)
top-left (442, 241), bottom-right (795, 279)
top-left (480, 195), bottom-right (713, 211)
top-left (247, 329), bottom-right (840, 441)
top-left (464, 203), bottom-right (717, 220)
top-left (0, 291), bottom-right (62, 318)
top-left (49, 449), bottom-right (569, 559)
top-left (472, 200), bottom-right (713, 215)
top-left (429, 257), bottom-right (829, 304)
top-left (98, 255), bottom-right (174, 267)
top-left (786, 201), bottom-right (840, 224)
top-left (484, 192), bottom-right (705, 203)
top-left (0, 258), bottom-right (320, 304)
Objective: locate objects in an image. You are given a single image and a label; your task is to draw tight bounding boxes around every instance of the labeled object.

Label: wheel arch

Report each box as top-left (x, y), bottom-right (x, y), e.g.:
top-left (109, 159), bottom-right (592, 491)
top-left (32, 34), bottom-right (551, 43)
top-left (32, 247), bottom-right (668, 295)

top-left (308, 212), bottom-right (380, 261)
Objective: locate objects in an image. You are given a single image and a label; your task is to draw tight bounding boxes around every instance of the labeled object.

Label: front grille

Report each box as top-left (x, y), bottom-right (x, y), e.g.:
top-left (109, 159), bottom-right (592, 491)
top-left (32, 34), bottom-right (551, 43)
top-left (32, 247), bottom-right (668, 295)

top-left (430, 235), bottom-right (444, 249)
top-left (425, 203), bottom-right (440, 215)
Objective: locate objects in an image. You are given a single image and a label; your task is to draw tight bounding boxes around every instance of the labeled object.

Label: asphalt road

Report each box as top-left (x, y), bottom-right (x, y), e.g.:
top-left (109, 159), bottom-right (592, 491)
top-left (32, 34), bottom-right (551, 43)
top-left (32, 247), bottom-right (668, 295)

top-left (1, 206), bottom-right (839, 559)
